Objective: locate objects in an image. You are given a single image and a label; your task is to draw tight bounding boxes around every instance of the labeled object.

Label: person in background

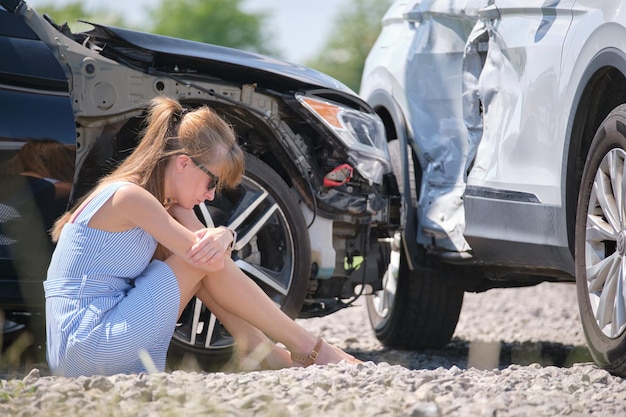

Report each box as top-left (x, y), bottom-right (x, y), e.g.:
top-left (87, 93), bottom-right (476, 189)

top-left (15, 139), bottom-right (75, 202)
top-left (44, 96), bottom-right (360, 377)
top-left (1, 138), bottom-right (76, 232)
top-left (0, 139), bottom-right (76, 336)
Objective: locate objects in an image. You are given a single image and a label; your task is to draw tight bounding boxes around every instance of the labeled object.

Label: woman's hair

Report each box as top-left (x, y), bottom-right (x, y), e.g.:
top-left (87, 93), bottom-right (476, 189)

top-left (51, 96), bottom-right (245, 241)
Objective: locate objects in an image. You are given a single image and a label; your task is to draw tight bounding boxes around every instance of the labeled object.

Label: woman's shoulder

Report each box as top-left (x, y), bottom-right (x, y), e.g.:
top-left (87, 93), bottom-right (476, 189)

top-left (82, 180), bottom-right (162, 231)
top-left (68, 180), bottom-right (149, 227)
top-left (96, 180), bottom-right (141, 193)
top-left (100, 179), bottom-right (138, 188)
top-left (102, 181), bottom-right (161, 212)
top-left (101, 180), bottom-right (150, 200)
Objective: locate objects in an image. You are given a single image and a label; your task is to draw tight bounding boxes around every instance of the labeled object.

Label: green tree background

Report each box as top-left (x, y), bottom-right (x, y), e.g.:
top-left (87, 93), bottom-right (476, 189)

top-left (33, 0), bottom-right (390, 92)
top-left (149, 0), bottom-right (279, 57)
top-left (33, 2), bottom-right (127, 31)
top-left (306, 0), bottom-right (392, 92)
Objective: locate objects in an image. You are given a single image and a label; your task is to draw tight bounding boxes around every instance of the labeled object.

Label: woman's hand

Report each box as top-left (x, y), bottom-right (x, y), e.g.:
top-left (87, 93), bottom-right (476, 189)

top-left (186, 226), bottom-right (234, 267)
top-left (165, 203), bottom-right (234, 270)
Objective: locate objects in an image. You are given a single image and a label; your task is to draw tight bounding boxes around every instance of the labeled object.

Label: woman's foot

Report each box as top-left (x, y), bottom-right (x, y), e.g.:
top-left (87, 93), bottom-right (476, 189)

top-left (238, 342), bottom-right (293, 371)
top-left (291, 338), bottom-right (361, 367)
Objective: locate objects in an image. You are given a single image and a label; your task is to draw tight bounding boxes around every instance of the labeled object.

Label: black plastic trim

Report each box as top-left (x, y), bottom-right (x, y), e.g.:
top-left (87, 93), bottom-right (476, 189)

top-left (464, 185), bottom-right (540, 203)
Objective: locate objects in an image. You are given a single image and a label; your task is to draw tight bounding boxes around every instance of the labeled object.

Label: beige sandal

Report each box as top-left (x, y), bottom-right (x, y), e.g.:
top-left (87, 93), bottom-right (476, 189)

top-left (291, 337), bottom-right (324, 367)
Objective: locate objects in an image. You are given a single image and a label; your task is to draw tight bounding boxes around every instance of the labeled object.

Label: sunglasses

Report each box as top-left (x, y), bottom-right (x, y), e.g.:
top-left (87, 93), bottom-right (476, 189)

top-left (190, 156), bottom-right (219, 191)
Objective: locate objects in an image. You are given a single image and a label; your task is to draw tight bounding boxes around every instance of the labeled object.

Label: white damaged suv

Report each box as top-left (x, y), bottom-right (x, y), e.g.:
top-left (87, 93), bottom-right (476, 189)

top-left (360, 0), bottom-right (626, 375)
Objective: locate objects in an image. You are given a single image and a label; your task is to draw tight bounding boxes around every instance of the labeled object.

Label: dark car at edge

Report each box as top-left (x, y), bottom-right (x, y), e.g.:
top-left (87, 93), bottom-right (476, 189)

top-left (0, 0), bottom-right (394, 369)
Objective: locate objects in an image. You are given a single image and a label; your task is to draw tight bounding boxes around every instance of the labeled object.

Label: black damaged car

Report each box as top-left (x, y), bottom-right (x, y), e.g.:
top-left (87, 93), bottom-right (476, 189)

top-left (0, 0), bottom-right (394, 368)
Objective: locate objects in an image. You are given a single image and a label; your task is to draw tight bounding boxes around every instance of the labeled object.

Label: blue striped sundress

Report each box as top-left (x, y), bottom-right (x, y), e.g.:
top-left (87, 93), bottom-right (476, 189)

top-left (44, 181), bottom-right (180, 377)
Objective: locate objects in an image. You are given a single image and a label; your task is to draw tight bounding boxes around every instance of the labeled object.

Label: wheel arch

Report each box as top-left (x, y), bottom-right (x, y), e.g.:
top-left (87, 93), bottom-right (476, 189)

top-left (212, 103), bottom-right (295, 184)
top-left (367, 89), bottom-right (409, 146)
top-left (367, 89), bottom-right (425, 272)
top-left (565, 48), bottom-right (626, 255)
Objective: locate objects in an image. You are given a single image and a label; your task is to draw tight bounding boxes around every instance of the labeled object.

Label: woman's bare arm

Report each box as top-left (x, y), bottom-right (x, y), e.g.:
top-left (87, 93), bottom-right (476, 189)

top-left (101, 183), bottom-right (232, 270)
top-left (167, 203), bottom-right (236, 263)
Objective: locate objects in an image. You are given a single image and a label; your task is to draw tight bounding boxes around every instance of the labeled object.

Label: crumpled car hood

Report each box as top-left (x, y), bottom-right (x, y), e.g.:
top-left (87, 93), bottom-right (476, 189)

top-left (84, 22), bottom-right (354, 94)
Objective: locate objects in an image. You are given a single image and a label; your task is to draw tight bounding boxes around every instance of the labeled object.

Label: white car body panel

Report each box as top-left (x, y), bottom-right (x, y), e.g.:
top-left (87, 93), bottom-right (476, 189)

top-left (361, 0), bottom-right (626, 269)
top-left (467, 0), bottom-right (575, 206)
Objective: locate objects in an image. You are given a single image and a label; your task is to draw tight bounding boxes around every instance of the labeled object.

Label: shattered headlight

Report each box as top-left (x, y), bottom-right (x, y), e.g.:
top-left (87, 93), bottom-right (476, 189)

top-left (297, 95), bottom-right (391, 185)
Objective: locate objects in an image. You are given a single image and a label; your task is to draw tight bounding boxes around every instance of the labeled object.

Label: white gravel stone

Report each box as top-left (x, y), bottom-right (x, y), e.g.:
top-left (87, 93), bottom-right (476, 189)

top-left (1, 282), bottom-right (625, 416)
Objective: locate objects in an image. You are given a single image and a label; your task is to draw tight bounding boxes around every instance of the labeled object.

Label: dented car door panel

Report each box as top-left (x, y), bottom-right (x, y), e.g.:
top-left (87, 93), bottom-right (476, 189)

top-left (362, 0), bottom-right (579, 266)
top-left (463, 0), bottom-right (576, 269)
top-left (467, 0), bottom-right (575, 203)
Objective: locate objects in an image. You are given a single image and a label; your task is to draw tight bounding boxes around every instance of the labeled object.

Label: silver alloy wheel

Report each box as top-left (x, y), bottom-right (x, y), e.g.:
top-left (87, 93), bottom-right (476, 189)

top-left (585, 147), bottom-right (626, 338)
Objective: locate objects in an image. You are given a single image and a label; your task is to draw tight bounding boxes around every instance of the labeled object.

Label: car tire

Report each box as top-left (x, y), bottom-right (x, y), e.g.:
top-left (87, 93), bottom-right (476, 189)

top-left (366, 139), bottom-right (464, 349)
top-left (167, 152), bottom-right (311, 370)
top-left (366, 230), bottom-right (464, 349)
top-left (575, 104), bottom-right (626, 377)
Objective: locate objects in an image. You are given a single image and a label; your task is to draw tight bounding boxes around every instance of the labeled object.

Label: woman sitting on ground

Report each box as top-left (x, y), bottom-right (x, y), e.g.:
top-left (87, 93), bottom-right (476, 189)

top-left (44, 96), bottom-right (360, 377)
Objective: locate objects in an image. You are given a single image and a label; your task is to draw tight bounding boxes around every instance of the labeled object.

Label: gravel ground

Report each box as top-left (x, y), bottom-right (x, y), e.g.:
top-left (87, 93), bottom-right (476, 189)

top-left (2, 281), bottom-right (626, 416)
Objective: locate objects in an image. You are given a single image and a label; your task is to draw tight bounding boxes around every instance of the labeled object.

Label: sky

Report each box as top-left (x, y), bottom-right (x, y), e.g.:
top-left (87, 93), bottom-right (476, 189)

top-left (25, 0), bottom-right (352, 64)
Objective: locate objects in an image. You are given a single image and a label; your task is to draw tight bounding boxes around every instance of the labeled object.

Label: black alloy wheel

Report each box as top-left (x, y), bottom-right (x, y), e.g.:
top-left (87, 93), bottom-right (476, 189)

top-left (366, 139), bottom-right (464, 349)
top-left (365, 229), bottom-right (464, 349)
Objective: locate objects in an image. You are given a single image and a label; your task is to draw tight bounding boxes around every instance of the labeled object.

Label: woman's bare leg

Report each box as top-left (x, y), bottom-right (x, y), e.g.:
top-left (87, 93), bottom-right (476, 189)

top-left (198, 257), bottom-right (359, 366)
top-left (194, 285), bottom-right (292, 370)
top-left (166, 254), bottom-right (359, 366)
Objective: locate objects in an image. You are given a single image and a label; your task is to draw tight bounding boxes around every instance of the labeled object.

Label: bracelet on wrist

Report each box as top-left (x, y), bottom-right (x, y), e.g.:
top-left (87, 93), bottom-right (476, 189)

top-left (221, 226), bottom-right (237, 251)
